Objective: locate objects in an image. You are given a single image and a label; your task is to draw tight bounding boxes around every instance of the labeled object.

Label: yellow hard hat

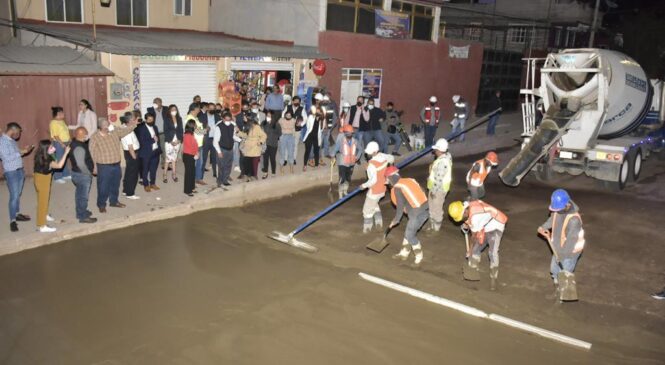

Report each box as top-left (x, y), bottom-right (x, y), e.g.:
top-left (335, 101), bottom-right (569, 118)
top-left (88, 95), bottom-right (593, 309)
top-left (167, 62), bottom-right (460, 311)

top-left (448, 201), bottom-right (465, 222)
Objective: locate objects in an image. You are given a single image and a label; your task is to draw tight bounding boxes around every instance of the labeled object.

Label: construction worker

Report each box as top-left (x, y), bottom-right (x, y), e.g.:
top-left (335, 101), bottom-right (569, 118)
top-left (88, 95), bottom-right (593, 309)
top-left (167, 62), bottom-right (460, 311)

top-left (466, 151), bottom-right (498, 200)
top-left (427, 138), bottom-right (452, 232)
top-left (333, 125), bottom-right (363, 199)
top-left (420, 96), bottom-right (440, 148)
top-left (537, 189), bottom-right (585, 301)
top-left (448, 95), bottom-right (470, 142)
top-left (448, 200), bottom-right (508, 290)
top-left (386, 166), bottom-right (429, 266)
top-left (360, 141), bottom-right (394, 233)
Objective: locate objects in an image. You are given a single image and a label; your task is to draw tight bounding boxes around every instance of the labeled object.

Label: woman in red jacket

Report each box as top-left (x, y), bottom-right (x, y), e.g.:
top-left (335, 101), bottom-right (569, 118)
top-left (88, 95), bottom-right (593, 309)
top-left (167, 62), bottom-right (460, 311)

top-left (182, 120), bottom-right (199, 196)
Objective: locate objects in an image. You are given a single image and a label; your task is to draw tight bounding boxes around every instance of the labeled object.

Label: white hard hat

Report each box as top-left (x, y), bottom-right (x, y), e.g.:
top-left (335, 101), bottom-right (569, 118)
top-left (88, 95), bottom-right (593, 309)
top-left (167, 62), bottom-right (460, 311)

top-left (432, 138), bottom-right (449, 152)
top-left (452, 95), bottom-right (461, 103)
top-left (343, 102), bottom-right (351, 108)
top-left (323, 95), bottom-right (330, 101)
top-left (314, 93), bottom-right (324, 101)
top-left (364, 141), bottom-right (380, 155)
top-left (429, 96), bottom-right (437, 103)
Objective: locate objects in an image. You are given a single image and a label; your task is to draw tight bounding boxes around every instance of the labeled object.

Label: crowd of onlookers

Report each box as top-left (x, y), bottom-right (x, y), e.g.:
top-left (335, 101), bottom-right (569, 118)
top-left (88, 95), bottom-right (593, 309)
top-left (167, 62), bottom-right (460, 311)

top-left (0, 85), bottom-right (502, 234)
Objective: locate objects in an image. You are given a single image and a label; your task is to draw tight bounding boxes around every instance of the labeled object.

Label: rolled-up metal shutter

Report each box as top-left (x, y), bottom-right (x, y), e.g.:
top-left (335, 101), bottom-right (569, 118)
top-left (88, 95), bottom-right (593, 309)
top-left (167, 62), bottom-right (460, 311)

top-left (140, 62), bottom-right (217, 115)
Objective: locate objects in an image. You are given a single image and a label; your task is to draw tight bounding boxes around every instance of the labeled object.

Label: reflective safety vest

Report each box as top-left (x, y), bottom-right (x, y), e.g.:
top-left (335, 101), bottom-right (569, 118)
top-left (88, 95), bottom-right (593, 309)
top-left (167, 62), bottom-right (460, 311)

top-left (555, 212), bottom-right (585, 253)
top-left (391, 178), bottom-right (428, 209)
top-left (454, 102), bottom-right (468, 119)
top-left (427, 154), bottom-right (452, 192)
top-left (424, 106), bottom-right (441, 122)
top-left (342, 139), bottom-right (358, 165)
top-left (467, 159), bottom-right (491, 187)
top-left (369, 159), bottom-right (388, 195)
top-left (466, 200), bottom-right (508, 227)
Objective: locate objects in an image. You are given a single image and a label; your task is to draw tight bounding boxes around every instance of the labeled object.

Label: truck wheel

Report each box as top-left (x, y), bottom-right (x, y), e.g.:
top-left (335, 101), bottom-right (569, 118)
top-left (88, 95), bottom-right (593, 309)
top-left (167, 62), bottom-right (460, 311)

top-left (598, 158), bottom-right (629, 191)
top-left (628, 148), bottom-right (642, 181)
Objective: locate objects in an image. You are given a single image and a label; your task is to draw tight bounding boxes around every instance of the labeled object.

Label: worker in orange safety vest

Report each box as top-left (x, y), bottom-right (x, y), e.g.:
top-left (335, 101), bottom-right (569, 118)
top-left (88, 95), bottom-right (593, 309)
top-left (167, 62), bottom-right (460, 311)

top-left (360, 141), bottom-right (394, 233)
top-left (332, 124), bottom-right (363, 198)
top-left (386, 166), bottom-right (429, 266)
top-left (449, 199), bottom-right (508, 290)
top-left (466, 151), bottom-right (498, 200)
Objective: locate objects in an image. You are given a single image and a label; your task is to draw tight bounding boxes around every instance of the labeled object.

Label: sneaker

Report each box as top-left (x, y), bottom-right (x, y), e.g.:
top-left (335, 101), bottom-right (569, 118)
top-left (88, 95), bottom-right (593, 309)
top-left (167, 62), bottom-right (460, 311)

top-left (10, 221), bottom-right (18, 232)
top-left (46, 214), bottom-right (55, 222)
top-left (126, 195), bottom-right (141, 200)
top-left (63, 176), bottom-right (72, 180)
top-left (233, 166), bottom-right (241, 173)
top-left (651, 289), bottom-right (665, 300)
top-left (54, 179), bottom-right (67, 184)
top-left (38, 225), bottom-right (57, 233)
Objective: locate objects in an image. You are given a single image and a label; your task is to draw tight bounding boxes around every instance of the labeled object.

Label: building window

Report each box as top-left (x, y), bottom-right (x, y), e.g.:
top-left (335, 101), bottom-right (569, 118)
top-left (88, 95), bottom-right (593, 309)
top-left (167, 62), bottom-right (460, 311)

top-left (117, 0), bottom-right (148, 26)
top-left (175, 0), bottom-right (191, 16)
top-left (508, 25), bottom-right (528, 43)
top-left (464, 22), bottom-right (482, 41)
top-left (327, 0), bottom-right (382, 35)
top-left (46, 0), bottom-right (83, 23)
top-left (391, 1), bottom-right (434, 41)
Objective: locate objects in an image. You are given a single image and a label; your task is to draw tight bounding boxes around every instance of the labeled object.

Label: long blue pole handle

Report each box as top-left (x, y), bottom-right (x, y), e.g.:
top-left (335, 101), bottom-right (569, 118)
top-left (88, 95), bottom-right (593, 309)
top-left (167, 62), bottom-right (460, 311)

top-left (289, 108), bottom-right (502, 237)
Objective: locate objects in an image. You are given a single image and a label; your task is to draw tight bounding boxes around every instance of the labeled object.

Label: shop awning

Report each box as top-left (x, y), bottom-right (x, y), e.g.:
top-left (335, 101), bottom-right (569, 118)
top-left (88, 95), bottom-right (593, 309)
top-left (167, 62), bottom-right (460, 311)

top-left (0, 45), bottom-right (113, 76)
top-left (17, 22), bottom-right (327, 60)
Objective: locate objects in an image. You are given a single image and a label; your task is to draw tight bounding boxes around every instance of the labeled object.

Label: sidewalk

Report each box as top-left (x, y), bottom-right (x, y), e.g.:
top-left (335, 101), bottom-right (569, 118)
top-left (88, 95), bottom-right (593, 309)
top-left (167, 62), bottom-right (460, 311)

top-left (0, 113), bottom-right (522, 256)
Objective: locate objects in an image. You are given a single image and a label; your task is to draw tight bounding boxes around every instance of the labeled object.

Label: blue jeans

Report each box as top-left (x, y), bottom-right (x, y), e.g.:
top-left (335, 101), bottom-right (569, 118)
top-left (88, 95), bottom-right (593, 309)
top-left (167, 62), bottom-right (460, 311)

top-left (362, 130), bottom-right (387, 153)
top-left (96, 163), bottom-right (121, 208)
top-left (321, 129), bottom-right (332, 158)
top-left (279, 134), bottom-right (296, 165)
top-left (386, 132), bottom-right (402, 154)
top-left (486, 114), bottom-right (500, 136)
top-left (5, 168), bottom-right (24, 222)
top-left (233, 141), bottom-right (240, 169)
top-left (424, 124), bottom-right (437, 147)
top-left (52, 141), bottom-right (71, 180)
top-left (195, 146), bottom-right (204, 180)
top-left (447, 118), bottom-right (466, 142)
top-left (71, 171), bottom-right (92, 221)
top-left (550, 252), bottom-right (582, 281)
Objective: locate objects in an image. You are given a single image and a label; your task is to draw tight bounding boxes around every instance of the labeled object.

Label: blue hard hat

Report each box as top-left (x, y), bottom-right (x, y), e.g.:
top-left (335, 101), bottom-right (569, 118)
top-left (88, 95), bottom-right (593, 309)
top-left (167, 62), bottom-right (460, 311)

top-left (549, 189), bottom-right (570, 211)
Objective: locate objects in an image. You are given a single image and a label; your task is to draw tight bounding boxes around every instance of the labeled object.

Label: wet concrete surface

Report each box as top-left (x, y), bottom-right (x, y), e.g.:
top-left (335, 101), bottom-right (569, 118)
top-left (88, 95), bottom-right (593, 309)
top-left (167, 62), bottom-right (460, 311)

top-left (1, 147), bottom-right (664, 364)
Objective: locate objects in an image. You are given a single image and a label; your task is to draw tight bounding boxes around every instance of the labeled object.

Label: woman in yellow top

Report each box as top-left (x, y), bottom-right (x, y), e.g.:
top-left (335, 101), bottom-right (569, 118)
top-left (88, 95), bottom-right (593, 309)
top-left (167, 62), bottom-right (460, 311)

top-left (237, 116), bottom-right (267, 181)
top-left (49, 106), bottom-right (71, 183)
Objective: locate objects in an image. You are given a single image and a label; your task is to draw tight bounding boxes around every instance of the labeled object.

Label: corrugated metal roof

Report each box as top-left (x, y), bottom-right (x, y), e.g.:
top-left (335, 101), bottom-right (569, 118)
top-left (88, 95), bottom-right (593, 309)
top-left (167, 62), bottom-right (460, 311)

top-left (18, 22), bottom-right (327, 59)
top-left (0, 45), bottom-right (113, 76)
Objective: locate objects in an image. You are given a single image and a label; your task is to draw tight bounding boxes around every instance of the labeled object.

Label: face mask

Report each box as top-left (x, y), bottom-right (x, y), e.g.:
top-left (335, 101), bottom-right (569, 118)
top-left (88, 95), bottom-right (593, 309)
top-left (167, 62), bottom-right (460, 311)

top-left (430, 102), bottom-right (435, 106)
top-left (343, 107), bottom-right (350, 112)
top-left (170, 111), bottom-right (177, 116)
top-left (153, 103), bottom-right (159, 110)
top-left (368, 105), bottom-right (375, 110)
top-left (387, 107), bottom-right (393, 111)
top-left (293, 103), bottom-right (300, 107)
top-left (108, 124), bottom-right (115, 132)
top-left (357, 102), bottom-right (362, 106)
top-left (251, 108), bottom-right (259, 113)
top-left (224, 120), bottom-right (232, 125)
top-left (345, 134), bottom-right (353, 139)
top-left (47, 145), bottom-right (56, 155)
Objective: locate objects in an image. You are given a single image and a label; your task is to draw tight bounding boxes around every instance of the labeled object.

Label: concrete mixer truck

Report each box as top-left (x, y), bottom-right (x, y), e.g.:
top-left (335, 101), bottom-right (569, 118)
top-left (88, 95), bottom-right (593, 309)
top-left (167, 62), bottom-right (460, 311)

top-left (500, 48), bottom-right (665, 190)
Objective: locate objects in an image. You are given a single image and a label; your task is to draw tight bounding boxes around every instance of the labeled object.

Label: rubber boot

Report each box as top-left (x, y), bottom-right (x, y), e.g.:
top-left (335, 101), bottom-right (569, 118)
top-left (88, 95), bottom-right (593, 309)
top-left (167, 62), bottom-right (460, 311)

top-left (374, 212), bottom-right (383, 229)
top-left (489, 267), bottom-right (499, 291)
top-left (432, 220), bottom-right (441, 232)
top-left (338, 186), bottom-right (345, 200)
top-left (392, 239), bottom-right (411, 261)
top-left (363, 218), bottom-right (373, 234)
top-left (412, 243), bottom-right (423, 266)
top-left (557, 271), bottom-right (579, 302)
top-left (463, 255), bottom-right (481, 281)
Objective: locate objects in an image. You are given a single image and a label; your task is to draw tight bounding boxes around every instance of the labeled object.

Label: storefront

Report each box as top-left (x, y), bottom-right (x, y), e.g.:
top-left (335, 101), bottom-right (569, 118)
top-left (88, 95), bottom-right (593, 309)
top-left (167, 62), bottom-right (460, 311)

top-left (228, 56), bottom-right (298, 98)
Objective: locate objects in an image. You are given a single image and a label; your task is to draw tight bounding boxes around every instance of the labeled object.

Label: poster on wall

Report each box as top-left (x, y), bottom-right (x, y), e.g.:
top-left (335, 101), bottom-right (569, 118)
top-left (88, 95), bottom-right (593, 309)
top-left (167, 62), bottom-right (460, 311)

top-left (375, 10), bottom-right (410, 39)
top-left (362, 69), bottom-right (383, 104)
top-left (449, 45), bottom-right (470, 59)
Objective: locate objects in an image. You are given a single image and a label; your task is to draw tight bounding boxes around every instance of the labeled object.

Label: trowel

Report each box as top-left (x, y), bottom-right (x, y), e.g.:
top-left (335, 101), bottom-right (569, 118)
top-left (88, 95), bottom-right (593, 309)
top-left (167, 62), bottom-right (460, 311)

top-left (366, 226), bottom-right (394, 253)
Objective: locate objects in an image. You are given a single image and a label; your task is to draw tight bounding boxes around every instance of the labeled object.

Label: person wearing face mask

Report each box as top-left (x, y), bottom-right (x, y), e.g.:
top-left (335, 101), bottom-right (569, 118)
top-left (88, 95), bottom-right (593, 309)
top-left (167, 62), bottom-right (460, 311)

top-left (339, 102), bottom-right (351, 130)
top-left (136, 113), bottom-right (162, 192)
top-left (420, 96), bottom-right (440, 148)
top-left (162, 104), bottom-right (183, 184)
top-left (234, 102), bottom-right (250, 173)
top-left (349, 96), bottom-right (365, 142)
top-left (283, 96), bottom-right (307, 166)
top-left (33, 139), bottom-right (71, 232)
top-left (278, 110), bottom-right (297, 174)
top-left (332, 125), bottom-right (363, 198)
top-left (213, 112), bottom-right (236, 188)
top-left (360, 98), bottom-right (387, 155)
top-left (120, 112), bottom-right (141, 200)
top-left (147, 97), bottom-right (169, 167)
top-left (0, 122), bottom-right (35, 232)
top-left (69, 127), bottom-right (97, 224)
top-left (201, 102), bottom-right (221, 179)
top-left (302, 106), bottom-right (323, 171)
top-left (384, 101), bottom-right (403, 156)
top-left (250, 100), bottom-right (266, 124)
top-left (261, 113), bottom-right (282, 179)
top-left (49, 106), bottom-right (72, 184)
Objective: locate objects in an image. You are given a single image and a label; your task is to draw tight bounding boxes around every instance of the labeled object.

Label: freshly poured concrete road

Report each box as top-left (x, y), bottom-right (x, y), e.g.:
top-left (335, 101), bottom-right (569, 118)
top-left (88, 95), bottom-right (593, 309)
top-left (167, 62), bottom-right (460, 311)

top-left (0, 209), bottom-right (607, 364)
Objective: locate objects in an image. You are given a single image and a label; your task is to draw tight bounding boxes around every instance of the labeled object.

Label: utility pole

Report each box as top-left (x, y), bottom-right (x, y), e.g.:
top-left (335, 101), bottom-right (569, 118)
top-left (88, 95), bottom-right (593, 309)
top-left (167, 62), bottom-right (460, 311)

top-left (588, 0), bottom-right (601, 47)
top-left (91, 0), bottom-right (98, 61)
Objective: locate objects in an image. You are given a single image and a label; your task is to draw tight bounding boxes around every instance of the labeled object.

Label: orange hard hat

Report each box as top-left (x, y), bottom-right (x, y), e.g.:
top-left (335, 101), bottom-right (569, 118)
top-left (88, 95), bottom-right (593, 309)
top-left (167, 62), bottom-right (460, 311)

top-left (385, 166), bottom-right (399, 177)
top-left (486, 151), bottom-right (499, 165)
top-left (341, 124), bottom-right (354, 134)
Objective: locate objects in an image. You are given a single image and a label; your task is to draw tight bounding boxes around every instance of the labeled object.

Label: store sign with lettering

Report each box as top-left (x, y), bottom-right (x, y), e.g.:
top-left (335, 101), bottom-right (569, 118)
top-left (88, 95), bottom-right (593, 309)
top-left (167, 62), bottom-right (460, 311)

top-left (139, 55), bottom-right (220, 61)
top-left (233, 56), bottom-right (292, 62)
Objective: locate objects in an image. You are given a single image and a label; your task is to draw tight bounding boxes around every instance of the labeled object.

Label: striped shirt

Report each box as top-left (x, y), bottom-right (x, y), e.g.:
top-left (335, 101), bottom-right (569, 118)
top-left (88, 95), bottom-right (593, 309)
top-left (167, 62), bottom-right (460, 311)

top-left (0, 134), bottom-right (23, 172)
top-left (89, 126), bottom-right (136, 165)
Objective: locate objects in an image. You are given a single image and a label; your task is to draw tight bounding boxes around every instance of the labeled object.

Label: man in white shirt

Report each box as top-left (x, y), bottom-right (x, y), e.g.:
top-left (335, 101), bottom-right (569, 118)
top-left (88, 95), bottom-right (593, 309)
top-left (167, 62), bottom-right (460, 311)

top-left (120, 112), bottom-right (141, 199)
top-left (359, 141), bottom-right (395, 233)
